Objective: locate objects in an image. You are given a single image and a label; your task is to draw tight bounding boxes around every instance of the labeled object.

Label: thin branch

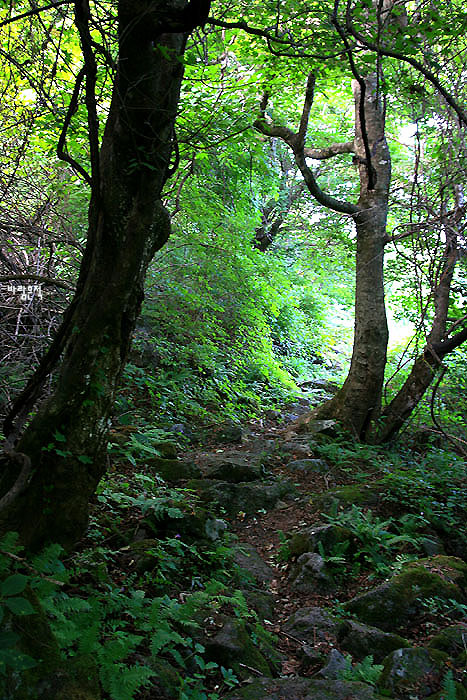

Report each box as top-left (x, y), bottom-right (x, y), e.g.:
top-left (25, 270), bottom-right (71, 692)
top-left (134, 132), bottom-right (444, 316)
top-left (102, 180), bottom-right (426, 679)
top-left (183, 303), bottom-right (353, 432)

top-left (254, 88), bottom-right (358, 216)
top-left (56, 67), bottom-right (92, 185)
top-left (74, 0), bottom-right (100, 187)
top-left (207, 17), bottom-right (353, 61)
top-left (0, 274), bottom-right (74, 291)
top-left (0, 1), bottom-right (72, 28)
top-left (344, 2), bottom-right (467, 127)
top-left (0, 451), bottom-right (32, 512)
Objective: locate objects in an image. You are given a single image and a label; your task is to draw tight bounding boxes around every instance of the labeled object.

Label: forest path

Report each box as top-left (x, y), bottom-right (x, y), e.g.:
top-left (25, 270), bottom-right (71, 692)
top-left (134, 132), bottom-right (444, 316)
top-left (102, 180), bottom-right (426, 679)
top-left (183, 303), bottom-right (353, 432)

top-left (185, 393), bottom-right (370, 679)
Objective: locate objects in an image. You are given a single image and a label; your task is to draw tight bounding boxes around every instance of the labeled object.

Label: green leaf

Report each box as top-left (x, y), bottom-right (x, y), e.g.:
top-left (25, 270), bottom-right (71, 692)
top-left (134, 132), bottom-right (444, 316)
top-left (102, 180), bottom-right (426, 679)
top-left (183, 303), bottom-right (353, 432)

top-left (5, 597), bottom-right (35, 616)
top-left (77, 455), bottom-right (93, 464)
top-left (53, 430), bottom-right (66, 443)
top-left (0, 630), bottom-right (20, 647)
top-left (0, 574), bottom-right (28, 597)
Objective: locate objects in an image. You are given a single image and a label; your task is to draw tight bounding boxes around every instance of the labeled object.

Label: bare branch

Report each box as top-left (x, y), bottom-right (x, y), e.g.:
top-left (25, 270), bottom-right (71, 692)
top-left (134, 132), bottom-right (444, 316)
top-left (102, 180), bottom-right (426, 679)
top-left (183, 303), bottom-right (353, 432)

top-left (0, 274), bottom-right (74, 291)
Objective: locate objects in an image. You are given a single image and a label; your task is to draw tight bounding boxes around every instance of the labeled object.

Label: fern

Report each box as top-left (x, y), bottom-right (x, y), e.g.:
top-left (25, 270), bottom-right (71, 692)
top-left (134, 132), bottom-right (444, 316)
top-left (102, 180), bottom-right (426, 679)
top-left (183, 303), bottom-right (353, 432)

top-left (440, 670), bottom-right (457, 700)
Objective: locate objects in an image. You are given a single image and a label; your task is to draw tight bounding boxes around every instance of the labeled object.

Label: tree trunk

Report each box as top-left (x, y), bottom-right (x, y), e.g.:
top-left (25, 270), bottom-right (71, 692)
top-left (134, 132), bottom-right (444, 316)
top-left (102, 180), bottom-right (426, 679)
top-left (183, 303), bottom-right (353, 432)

top-left (0, 1), bottom-right (207, 550)
top-left (374, 227), bottom-right (464, 442)
top-left (315, 75), bottom-right (390, 438)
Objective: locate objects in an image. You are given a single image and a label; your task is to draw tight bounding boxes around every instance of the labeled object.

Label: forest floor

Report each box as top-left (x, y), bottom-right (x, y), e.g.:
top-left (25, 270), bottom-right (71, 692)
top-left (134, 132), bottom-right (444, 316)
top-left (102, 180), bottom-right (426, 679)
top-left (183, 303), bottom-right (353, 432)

top-left (35, 392), bottom-right (466, 700)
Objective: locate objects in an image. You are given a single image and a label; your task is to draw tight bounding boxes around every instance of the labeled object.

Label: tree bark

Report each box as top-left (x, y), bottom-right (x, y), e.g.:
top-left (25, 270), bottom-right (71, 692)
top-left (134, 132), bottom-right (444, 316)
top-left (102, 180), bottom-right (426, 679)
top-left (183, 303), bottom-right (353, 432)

top-left (315, 75), bottom-right (390, 438)
top-left (0, 0), bottom-right (208, 550)
top-left (374, 226), bottom-right (464, 442)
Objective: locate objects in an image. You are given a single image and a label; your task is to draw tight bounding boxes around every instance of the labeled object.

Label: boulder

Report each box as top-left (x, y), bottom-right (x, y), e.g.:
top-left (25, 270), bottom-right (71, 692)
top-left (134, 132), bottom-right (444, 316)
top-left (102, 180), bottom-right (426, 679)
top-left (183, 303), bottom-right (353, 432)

top-left (203, 618), bottom-right (273, 679)
top-left (233, 544), bottom-right (275, 586)
top-left (203, 454), bottom-right (262, 482)
top-left (287, 459), bottom-right (330, 474)
top-left (188, 478), bottom-right (297, 515)
top-left (225, 677), bottom-right (383, 699)
top-left (428, 623), bottom-right (467, 659)
top-left (288, 552), bottom-right (336, 594)
top-left (146, 456), bottom-right (201, 481)
top-left (242, 590), bottom-right (275, 621)
top-left (282, 606), bottom-right (410, 664)
top-left (282, 606), bottom-right (344, 643)
top-left (215, 420), bottom-right (243, 444)
top-left (317, 649), bottom-right (347, 680)
top-left (311, 482), bottom-right (384, 512)
top-left (287, 522), bottom-right (353, 559)
top-left (379, 647), bottom-right (448, 699)
top-left (337, 620), bottom-right (410, 663)
top-left (344, 557), bottom-right (467, 632)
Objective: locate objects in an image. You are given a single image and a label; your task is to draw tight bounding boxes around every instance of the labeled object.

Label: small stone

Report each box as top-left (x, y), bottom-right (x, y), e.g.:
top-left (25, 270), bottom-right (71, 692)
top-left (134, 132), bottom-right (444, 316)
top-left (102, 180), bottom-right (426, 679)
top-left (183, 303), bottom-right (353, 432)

top-left (317, 649), bottom-right (348, 679)
top-left (289, 552), bottom-right (336, 593)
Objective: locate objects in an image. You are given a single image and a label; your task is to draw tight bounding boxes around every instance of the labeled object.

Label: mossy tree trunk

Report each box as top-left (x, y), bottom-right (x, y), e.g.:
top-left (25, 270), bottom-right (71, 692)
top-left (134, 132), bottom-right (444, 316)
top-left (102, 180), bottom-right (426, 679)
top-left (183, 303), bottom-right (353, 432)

top-left (0, 0), bottom-right (210, 550)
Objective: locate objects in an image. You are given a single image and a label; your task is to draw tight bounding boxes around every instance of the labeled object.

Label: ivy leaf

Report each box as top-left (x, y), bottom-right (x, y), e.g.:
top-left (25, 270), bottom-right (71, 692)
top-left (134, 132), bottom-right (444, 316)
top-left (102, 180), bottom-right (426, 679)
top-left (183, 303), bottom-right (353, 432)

top-left (0, 574), bottom-right (28, 597)
top-left (53, 430), bottom-right (66, 443)
top-left (5, 597), bottom-right (35, 616)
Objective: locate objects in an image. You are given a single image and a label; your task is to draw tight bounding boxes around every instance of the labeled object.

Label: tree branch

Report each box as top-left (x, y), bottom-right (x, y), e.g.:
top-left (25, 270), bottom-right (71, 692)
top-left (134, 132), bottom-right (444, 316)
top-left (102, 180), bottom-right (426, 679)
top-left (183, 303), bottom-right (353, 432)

top-left (304, 141), bottom-right (355, 159)
top-left (56, 67), bottom-right (92, 185)
top-left (0, 274), bottom-right (74, 291)
top-left (332, 0), bottom-right (376, 189)
top-left (344, 2), bottom-right (467, 127)
top-left (254, 83), bottom-right (358, 216)
top-left (0, 1), bottom-right (71, 28)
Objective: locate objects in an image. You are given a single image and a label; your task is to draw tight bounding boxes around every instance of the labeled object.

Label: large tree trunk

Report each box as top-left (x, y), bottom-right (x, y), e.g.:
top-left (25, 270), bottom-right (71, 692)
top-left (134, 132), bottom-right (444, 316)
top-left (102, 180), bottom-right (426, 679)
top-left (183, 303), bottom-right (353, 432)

top-left (0, 1), bottom-right (207, 550)
top-left (315, 76), bottom-right (390, 438)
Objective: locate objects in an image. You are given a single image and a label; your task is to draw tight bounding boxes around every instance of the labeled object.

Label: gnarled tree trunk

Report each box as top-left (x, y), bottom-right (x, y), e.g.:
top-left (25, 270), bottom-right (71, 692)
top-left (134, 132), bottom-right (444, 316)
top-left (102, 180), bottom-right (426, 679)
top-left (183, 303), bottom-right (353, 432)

top-left (0, 0), bottom-right (209, 550)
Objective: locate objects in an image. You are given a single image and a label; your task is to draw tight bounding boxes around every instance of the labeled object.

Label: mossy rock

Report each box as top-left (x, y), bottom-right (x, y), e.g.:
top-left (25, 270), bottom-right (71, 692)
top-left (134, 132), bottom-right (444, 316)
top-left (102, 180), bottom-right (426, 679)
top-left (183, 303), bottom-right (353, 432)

top-left (203, 617), bottom-right (273, 679)
top-left (379, 647), bottom-right (449, 699)
top-left (283, 605), bottom-right (410, 663)
top-left (147, 657), bottom-right (181, 699)
top-left (288, 552), bottom-right (336, 594)
top-left (338, 620), bottom-right (411, 663)
top-left (224, 677), bottom-right (383, 699)
top-left (203, 455), bottom-right (262, 482)
top-left (344, 557), bottom-right (466, 632)
top-left (119, 539), bottom-right (161, 573)
top-left (188, 478), bottom-right (297, 515)
top-left (287, 522), bottom-right (354, 559)
top-left (233, 544), bottom-right (275, 586)
top-left (428, 623), bottom-right (467, 658)
top-left (311, 482), bottom-right (384, 511)
top-left (146, 456), bottom-right (201, 481)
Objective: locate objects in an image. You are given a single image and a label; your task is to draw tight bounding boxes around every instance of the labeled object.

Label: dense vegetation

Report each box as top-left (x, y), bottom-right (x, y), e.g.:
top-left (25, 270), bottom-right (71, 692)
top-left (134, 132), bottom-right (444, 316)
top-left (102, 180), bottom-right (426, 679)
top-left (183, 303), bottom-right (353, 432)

top-left (0, 1), bottom-right (466, 699)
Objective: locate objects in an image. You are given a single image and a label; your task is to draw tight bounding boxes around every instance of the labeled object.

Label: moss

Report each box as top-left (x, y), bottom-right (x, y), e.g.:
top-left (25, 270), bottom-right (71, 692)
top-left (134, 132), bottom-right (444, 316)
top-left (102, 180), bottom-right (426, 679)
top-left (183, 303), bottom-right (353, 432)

top-left (287, 523), bottom-right (353, 558)
top-left (428, 623), bottom-right (467, 657)
top-left (311, 482), bottom-right (384, 511)
top-left (379, 647), bottom-right (449, 699)
top-left (204, 618), bottom-right (272, 679)
top-left (147, 658), bottom-right (181, 699)
top-left (345, 559), bottom-right (465, 632)
top-left (146, 456), bottom-right (201, 481)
